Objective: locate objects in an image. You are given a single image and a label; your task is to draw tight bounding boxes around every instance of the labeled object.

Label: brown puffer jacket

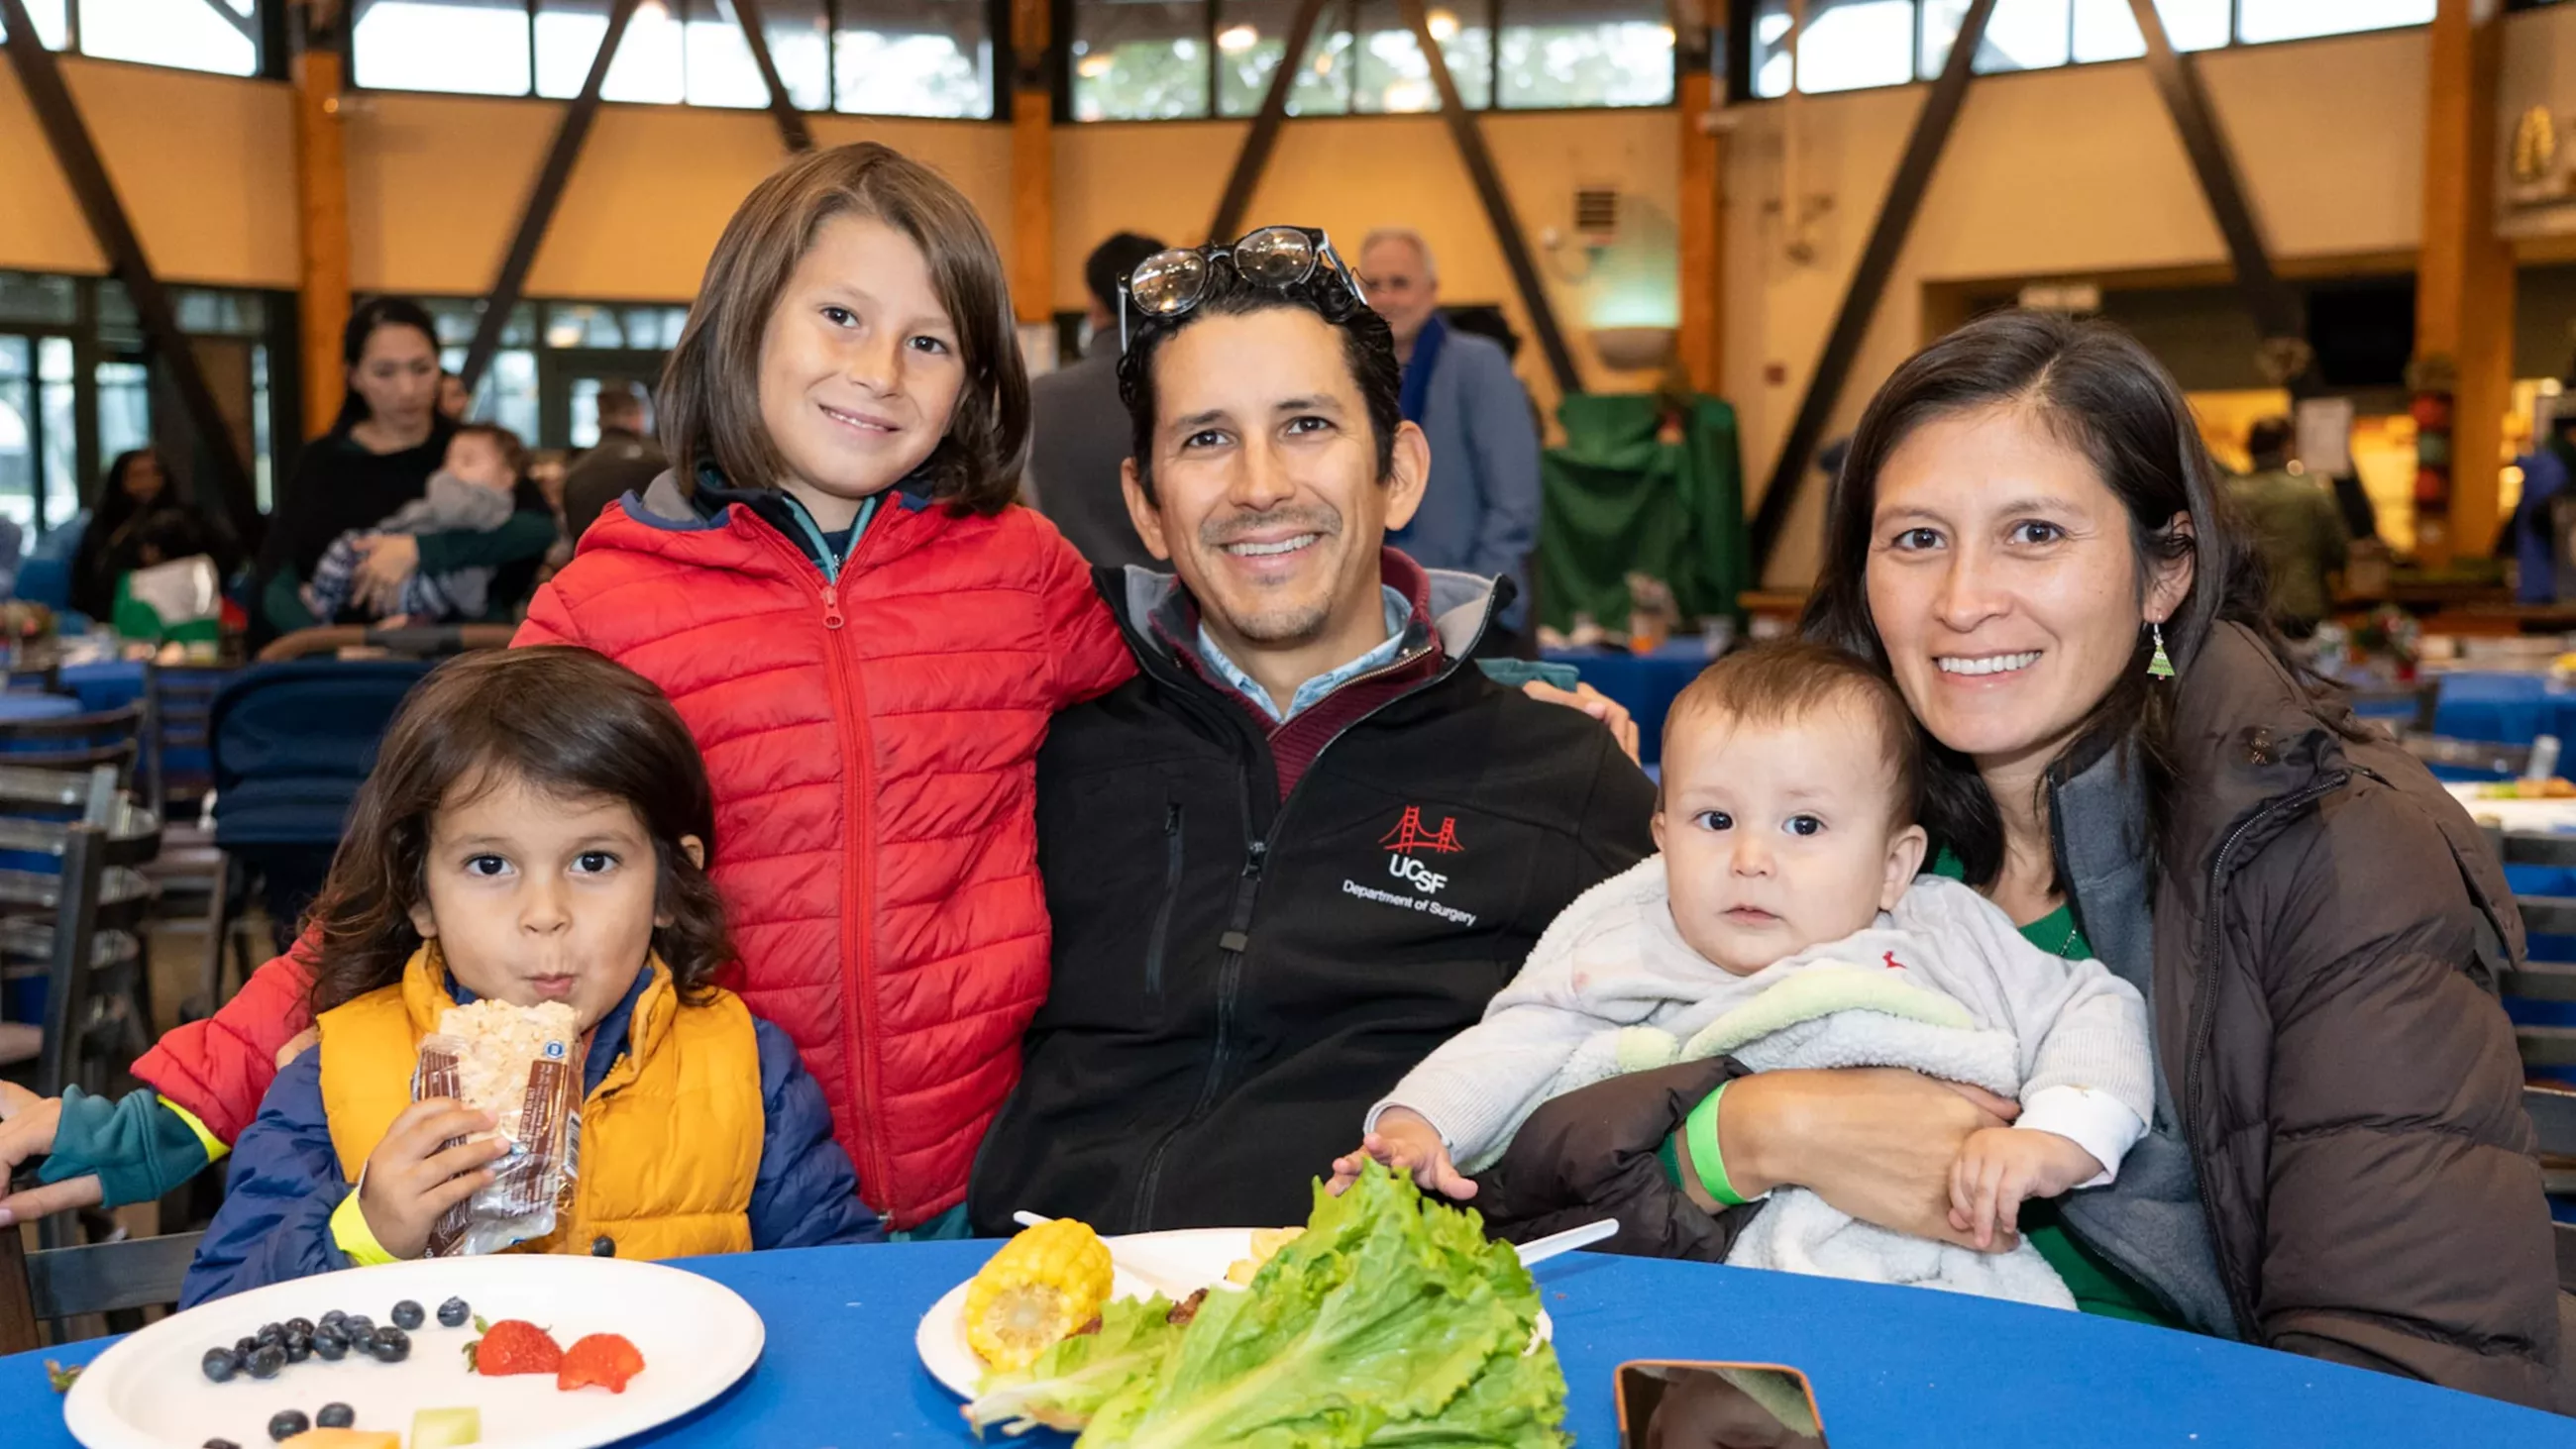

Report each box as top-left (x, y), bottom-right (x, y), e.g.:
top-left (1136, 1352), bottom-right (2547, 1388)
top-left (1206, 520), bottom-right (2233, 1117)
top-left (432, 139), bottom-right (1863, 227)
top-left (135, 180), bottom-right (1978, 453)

top-left (2157, 623), bottom-right (2561, 1408)
top-left (1476, 623), bottom-right (2568, 1411)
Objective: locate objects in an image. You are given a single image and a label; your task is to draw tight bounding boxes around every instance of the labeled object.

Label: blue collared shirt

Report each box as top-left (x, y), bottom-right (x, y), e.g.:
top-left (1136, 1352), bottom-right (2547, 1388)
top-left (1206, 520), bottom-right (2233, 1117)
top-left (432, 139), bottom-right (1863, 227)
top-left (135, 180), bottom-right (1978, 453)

top-left (1195, 584), bottom-right (1418, 725)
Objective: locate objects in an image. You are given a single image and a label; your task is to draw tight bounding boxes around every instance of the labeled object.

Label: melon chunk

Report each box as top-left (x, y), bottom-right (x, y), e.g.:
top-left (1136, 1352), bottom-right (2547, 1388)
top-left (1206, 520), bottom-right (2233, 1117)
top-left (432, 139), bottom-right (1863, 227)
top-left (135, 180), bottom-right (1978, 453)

top-left (279, 1430), bottom-right (399, 1449)
top-left (410, 1407), bottom-right (483, 1447)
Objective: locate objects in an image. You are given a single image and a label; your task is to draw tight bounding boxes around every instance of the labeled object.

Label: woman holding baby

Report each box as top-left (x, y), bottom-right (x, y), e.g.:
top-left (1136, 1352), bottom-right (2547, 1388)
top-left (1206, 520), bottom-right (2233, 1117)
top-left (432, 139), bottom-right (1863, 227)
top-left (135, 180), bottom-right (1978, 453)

top-left (1477, 310), bottom-right (2567, 1411)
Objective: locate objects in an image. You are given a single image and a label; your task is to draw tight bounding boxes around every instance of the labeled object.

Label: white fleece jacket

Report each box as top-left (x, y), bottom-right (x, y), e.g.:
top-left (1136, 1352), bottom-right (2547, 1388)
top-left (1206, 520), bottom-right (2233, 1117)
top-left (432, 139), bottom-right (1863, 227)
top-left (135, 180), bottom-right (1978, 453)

top-left (1376, 861), bottom-right (2153, 1182)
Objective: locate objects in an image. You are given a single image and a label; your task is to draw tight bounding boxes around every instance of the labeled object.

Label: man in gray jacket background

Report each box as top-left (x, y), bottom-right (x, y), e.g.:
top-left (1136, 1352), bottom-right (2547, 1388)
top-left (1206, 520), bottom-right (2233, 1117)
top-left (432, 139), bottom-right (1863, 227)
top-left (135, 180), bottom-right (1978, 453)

top-left (1028, 231), bottom-right (1167, 569)
top-left (1359, 228), bottom-right (1544, 653)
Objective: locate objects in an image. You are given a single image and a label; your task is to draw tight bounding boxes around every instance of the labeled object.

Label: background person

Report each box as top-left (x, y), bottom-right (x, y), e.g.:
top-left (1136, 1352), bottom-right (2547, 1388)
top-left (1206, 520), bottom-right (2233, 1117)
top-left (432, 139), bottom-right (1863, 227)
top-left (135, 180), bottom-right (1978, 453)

top-left (1358, 227), bottom-right (1543, 654)
top-left (559, 379), bottom-right (668, 546)
top-left (253, 299), bottom-right (556, 641)
top-left (1027, 231), bottom-right (1167, 570)
top-left (68, 447), bottom-right (213, 623)
top-left (2223, 415), bottom-right (2347, 638)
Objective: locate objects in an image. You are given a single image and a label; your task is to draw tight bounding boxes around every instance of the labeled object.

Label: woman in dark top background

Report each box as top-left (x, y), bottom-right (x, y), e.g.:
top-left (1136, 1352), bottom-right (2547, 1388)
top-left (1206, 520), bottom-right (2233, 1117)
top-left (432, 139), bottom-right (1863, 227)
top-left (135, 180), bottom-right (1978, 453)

top-left (254, 298), bottom-right (557, 642)
top-left (69, 448), bottom-right (213, 622)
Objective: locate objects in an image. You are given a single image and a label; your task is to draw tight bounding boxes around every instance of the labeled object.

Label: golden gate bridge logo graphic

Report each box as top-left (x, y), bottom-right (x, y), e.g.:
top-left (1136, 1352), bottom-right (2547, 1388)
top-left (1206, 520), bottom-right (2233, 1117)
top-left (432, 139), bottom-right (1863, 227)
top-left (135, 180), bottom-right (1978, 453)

top-left (1379, 806), bottom-right (1463, 856)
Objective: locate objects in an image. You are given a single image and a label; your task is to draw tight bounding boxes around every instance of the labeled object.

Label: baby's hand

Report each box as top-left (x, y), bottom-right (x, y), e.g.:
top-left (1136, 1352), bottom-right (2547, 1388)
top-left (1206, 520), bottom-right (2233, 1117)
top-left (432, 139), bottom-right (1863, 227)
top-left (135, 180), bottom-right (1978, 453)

top-left (1948, 1127), bottom-right (2103, 1252)
top-left (1327, 1106), bottom-right (1477, 1201)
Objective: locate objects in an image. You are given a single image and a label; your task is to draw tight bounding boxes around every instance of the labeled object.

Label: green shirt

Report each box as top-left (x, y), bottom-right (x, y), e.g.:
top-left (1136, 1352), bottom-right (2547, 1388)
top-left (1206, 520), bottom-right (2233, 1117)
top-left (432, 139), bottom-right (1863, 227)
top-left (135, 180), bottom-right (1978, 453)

top-left (1928, 853), bottom-right (2184, 1328)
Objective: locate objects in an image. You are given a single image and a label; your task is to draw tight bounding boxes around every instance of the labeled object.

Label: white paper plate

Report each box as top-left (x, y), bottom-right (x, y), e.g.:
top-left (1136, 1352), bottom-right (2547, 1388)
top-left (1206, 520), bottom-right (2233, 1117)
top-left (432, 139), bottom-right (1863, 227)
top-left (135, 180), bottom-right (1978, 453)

top-left (63, 1254), bottom-right (763, 1449)
top-left (916, 1227), bottom-right (1550, 1400)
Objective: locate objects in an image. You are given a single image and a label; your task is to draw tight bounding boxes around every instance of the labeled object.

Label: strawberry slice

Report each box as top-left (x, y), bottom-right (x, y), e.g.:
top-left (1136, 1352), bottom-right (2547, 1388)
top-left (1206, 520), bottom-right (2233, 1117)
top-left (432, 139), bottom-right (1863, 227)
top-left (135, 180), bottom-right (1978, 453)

top-left (464, 1318), bottom-right (563, 1377)
top-left (556, 1333), bottom-right (646, 1394)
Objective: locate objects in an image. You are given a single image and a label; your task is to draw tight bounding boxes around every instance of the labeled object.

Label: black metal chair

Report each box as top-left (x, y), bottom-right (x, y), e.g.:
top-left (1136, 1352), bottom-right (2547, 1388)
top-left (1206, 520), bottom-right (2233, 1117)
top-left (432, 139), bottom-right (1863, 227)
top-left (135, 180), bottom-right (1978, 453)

top-left (2527, 1086), bottom-right (2576, 1294)
top-left (2494, 832), bottom-right (2576, 1070)
top-left (0, 701), bottom-right (145, 786)
top-left (0, 1225), bottom-right (203, 1354)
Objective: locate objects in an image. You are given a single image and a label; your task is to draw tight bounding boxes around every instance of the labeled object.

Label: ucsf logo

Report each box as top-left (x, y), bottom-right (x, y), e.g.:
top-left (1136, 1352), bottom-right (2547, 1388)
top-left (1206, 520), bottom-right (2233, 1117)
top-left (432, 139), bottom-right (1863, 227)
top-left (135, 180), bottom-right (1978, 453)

top-left (1389, 855), bottom-right (1449, 895)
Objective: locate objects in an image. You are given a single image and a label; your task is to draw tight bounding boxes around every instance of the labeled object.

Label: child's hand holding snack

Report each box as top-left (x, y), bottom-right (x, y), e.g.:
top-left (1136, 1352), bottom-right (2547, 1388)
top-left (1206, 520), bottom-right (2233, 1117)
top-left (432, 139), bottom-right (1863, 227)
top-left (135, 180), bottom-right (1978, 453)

top-left (1329, 1106), bottom-right (1477, 1201)
top-left (357, 1098), bottom-right (507, 1259)
top-left (1947, 1126), bottom-right (2103, 1251)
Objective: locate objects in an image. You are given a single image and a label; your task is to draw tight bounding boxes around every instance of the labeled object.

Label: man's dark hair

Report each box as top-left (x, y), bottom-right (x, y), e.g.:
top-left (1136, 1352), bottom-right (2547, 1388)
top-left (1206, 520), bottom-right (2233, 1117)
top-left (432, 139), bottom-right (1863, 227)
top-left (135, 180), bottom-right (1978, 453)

top-left (1115, 269), bottom-right (1402, 506)
top-left (1085, 232), bottom-right (1168, 318)
top-left (2246, 416), bottom-right (2294, 467)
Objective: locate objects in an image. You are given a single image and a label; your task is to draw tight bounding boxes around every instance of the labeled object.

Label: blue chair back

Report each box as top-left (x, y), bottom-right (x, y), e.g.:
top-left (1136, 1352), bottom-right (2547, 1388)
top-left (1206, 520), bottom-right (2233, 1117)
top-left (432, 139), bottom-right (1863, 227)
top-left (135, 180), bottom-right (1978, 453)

top-left (209, 659), bottom-right (440, 849)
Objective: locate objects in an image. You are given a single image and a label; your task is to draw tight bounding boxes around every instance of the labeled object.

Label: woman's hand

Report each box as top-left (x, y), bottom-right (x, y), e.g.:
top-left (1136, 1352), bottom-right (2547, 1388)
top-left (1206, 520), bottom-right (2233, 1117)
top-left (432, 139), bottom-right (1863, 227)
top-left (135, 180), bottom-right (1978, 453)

top-left (1521, 679), bottom-right (1642, 763)
top-left (1722, 1069), bottom-right (2019, 1250)
top-left (355, 1098), bottom-right (507, 1259)
top-left (351, 535), bottom-right (421, 616)
top-left (0, 1083), bottom-right (100, 1226)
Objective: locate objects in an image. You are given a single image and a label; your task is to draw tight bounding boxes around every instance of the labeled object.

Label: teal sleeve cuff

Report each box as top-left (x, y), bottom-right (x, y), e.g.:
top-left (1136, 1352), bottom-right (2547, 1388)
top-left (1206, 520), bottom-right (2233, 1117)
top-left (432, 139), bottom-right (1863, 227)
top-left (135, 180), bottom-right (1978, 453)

top-left (1656, 1123), bottom-right (1686, 1190)
top-left (1472, 658), bottom-right (1580, 692)
top-left (38, 1088), bottom-right (214, 1208)
top-left (414, 509), bottom-right (557, 580)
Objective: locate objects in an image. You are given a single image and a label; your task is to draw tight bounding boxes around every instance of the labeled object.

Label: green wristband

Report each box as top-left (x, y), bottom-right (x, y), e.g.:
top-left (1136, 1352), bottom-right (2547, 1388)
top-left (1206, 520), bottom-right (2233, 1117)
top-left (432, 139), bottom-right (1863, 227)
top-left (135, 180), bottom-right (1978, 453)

top-left (1684, 1082), bottom-right (1752, 1207)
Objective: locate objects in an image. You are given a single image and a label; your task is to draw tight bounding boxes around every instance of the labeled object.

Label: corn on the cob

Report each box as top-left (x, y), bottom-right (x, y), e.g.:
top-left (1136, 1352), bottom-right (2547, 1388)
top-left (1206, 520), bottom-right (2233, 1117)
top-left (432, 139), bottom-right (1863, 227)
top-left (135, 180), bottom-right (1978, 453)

top-left (964, 1218), bottom-right (1114, 1370)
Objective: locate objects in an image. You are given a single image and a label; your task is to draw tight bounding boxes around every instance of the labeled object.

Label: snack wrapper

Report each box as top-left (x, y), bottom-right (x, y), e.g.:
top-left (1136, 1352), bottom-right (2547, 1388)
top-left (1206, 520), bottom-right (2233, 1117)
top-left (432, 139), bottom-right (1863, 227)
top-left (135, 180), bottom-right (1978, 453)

top-left (412, 998), bottom-right (586, 1256)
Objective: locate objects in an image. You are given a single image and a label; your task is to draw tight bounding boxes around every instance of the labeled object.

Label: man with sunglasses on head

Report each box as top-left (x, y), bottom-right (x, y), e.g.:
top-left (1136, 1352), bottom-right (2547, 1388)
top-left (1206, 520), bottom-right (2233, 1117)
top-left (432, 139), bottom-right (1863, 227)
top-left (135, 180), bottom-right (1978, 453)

top-left (967, 227), bottom-right (1656, 1235)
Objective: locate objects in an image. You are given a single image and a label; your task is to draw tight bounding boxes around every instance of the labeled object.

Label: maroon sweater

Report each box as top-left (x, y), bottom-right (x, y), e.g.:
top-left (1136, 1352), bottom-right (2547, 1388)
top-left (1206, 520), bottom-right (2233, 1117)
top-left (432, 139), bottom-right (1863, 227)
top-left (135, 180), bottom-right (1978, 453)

top-left (1149, 550), bottom-right (1447, 798)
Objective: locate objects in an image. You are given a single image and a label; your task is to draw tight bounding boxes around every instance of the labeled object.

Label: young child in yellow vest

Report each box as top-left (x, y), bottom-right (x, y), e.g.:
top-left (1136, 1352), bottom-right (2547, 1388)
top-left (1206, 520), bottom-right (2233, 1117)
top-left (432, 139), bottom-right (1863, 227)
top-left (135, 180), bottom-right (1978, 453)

top-left (181, 647), bottom-right (882, 1304)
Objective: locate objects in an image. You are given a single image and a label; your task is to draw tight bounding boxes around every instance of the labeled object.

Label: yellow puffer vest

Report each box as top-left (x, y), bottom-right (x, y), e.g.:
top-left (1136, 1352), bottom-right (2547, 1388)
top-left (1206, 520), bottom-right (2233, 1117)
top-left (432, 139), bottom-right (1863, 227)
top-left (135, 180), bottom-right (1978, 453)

top-left (317, 948), bottom-right (761, 1261)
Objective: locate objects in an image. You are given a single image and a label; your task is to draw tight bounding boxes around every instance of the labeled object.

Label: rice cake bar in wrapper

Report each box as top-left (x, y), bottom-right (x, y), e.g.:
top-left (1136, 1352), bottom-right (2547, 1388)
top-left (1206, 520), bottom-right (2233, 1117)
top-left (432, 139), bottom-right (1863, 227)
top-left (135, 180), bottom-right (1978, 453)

top-left (413, 998), bottom-right (586, 1256)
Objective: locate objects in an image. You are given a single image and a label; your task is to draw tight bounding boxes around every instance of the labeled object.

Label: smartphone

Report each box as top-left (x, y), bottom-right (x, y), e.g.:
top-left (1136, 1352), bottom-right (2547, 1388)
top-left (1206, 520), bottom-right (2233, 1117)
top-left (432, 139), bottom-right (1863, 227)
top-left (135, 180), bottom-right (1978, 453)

top-left (1615, 1360), bottom-right (1830, 1449)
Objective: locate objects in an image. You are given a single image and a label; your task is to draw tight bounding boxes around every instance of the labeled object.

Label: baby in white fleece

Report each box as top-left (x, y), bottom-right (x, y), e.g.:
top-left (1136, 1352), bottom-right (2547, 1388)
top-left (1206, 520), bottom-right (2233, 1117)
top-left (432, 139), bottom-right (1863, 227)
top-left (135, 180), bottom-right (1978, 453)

top-left (1334, 640), bottom-right (2152, 1254)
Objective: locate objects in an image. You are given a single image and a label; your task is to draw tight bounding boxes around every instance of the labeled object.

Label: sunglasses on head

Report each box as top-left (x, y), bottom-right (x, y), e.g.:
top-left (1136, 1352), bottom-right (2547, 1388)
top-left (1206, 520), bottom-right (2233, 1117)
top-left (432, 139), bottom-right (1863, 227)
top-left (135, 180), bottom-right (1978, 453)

top-left (1118, 226), bottom-right (1370, 354)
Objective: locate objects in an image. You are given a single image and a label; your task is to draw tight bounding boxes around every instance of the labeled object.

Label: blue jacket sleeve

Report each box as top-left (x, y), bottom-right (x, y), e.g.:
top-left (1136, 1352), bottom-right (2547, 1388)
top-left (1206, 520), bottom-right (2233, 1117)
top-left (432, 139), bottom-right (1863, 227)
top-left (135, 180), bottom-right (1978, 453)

top-left (1458, 343), bottom-right (1543, 586)
top-left (745, 1018), bottom-right (885, 1249)
top-left (179, 1052), bottom-right (354, 1307)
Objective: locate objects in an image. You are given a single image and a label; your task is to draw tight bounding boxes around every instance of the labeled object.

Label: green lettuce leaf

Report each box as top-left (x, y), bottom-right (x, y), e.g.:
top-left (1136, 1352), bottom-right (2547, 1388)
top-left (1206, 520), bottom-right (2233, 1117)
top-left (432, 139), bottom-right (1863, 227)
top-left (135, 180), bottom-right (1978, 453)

top-left (1073, 1161), bottom-right (1569, 1449)
top-left (964, 1294), bottom-right (1186, 1436)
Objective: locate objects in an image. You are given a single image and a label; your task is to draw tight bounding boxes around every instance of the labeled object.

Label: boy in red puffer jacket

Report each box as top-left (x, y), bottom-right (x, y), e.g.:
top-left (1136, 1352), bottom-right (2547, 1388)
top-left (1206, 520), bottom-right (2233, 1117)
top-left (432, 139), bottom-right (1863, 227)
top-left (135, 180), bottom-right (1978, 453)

top-left (84, 144), bottom-right (1133, 1236)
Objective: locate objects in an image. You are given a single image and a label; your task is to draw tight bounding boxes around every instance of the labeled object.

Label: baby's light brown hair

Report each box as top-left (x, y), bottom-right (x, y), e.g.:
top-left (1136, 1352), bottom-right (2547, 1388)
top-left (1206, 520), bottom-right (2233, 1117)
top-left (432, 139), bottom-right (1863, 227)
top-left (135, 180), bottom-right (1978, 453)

top-left (1662, 639), bottom-right (1924, 828)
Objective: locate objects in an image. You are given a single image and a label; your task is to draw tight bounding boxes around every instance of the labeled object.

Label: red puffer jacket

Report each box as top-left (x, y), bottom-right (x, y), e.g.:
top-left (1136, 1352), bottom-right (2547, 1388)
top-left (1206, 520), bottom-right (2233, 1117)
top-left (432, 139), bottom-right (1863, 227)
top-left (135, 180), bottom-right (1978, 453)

top-left (135, 478), bottom-right (1136, 1228)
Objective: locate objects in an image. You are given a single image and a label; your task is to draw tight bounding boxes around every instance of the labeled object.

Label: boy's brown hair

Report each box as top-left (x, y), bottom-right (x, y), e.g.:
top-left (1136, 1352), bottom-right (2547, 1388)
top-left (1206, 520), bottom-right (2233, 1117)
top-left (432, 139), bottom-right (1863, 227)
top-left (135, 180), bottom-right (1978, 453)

top-left (660, 142), bottom-right (1026, 515)
top-left (303, 647), bottom-right (734, 1015)
top-left (449, 421), bottom-right (527, 479)
top-left (1664, 640), bottom-right (1924, 827)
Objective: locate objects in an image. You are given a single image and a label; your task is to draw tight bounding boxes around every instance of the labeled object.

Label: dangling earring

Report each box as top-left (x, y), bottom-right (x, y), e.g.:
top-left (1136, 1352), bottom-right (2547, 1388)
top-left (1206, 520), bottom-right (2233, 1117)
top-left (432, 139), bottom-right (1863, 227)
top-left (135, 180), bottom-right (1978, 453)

top-left (2147, 621), bottom-right (2176, 680)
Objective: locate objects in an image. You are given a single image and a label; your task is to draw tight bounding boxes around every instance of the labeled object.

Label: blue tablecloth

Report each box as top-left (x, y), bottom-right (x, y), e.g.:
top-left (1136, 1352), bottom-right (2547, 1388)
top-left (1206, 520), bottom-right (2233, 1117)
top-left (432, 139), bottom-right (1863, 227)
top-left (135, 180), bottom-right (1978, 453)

top-left (0, 691), bottom-right (76, 725)
top-left (5, 1242), bottom-right (2562, 1447)
top-left (1545, 643), bottom-right (1713, 768)
top-left (2430, 673), bottom-right (2576, 759)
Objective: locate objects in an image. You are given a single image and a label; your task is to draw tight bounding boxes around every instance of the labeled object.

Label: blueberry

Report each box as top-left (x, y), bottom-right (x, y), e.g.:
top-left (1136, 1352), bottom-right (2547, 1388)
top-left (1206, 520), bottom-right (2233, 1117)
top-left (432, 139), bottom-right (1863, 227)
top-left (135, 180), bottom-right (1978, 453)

top-left (317, 1309), bottom-right (346, 1330)
top-left (245, 1345), bottom-right (285, 1380)
top-left (255, 1324), bottom-right (284, 1348)
top-left (205, 1440), bottom-right (242, 1449)
top-left (370, 1326), bottom-right (410, 1363)
top-left (316, 1402), bottom-right (355, 1430)
top-left (200, 1347), bottom-right (240, 1384)
top-left (388, 1299), bottom-right (424, 1331)
top-left (267, 1408), bottom-right (309, 1442)
top-left (340, 1314), bottom-right (374, 1340)
top-left (280, 1334), bottom-right (311, 1365)
top-left (283, 1317), bottom-right (314, 1338)
top-left (310, 1329), bottom-right (348, 1362)
top-left (234, 1336), bottom-right (260, 1360)
top-left (435, 1296), bottom-right (470, 1328)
